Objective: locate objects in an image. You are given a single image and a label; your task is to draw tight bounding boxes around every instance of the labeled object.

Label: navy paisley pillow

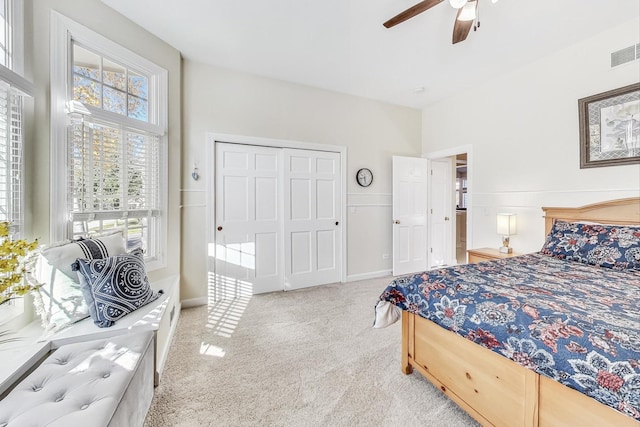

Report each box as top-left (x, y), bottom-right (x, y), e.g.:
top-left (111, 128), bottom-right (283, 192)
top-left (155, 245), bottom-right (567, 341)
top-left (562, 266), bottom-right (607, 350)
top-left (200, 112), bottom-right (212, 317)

top-left (540, 221), bottom-right (640, 270)
top-left (72, 249), bottom-right (162, 328)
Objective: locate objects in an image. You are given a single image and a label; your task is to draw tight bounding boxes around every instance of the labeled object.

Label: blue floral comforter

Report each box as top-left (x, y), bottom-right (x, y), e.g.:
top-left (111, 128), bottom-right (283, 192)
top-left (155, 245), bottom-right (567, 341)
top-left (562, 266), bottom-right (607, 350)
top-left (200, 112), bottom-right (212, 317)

top-left (377, 252), bottom-right (640, 420)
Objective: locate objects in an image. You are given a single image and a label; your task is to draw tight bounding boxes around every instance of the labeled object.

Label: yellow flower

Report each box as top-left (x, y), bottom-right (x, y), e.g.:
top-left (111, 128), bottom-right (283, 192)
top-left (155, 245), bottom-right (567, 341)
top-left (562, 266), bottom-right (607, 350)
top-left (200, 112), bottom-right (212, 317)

top-left (0, 222), bottom-right (41, 306)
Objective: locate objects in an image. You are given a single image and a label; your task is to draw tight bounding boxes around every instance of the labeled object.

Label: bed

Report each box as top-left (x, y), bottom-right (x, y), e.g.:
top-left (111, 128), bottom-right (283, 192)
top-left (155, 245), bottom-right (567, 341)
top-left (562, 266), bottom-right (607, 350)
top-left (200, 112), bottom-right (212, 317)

top-left (375, 198), bottom-right (640, 427)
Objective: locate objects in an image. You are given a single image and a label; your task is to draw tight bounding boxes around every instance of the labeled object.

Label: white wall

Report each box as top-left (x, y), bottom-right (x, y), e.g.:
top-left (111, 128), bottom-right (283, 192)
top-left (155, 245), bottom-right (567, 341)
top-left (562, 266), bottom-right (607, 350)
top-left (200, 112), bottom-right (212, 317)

top-left (28, 0), bottom-right (182, 282)
top-left (422, 19), bottom-right (640, 255)
top-left (181, 60), bottom-right (422, 301)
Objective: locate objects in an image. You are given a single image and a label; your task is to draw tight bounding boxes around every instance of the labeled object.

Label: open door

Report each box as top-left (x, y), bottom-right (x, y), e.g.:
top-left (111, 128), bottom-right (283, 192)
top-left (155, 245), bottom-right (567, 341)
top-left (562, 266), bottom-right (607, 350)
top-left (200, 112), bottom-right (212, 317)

top-left (392, 156), bottom-right (429, 276)
top-left (429, 157), bottom-right (454, 268)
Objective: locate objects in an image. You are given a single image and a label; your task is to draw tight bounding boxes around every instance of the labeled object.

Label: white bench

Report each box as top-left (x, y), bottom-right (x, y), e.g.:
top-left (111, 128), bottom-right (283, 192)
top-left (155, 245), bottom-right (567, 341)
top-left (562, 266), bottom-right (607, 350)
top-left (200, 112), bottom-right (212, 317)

top-left (0, 331), bottom-right (155, 427)
top-left (0, 275), bottom-right (180, 399)
top-left (46, 275), bottom-right (181, 386)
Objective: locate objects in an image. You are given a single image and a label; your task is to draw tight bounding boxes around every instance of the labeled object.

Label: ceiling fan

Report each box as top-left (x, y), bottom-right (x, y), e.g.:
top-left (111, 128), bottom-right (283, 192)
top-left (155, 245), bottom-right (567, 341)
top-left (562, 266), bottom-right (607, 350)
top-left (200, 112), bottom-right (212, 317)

top-left (384, 0), bottom-right (495, 44)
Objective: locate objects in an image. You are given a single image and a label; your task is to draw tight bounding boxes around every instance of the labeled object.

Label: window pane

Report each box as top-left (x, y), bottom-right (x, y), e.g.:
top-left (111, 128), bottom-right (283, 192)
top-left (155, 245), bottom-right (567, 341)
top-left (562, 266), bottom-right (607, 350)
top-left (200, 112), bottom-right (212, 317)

top-left (73, 45), bottom-right (100, 80)
top-left (70, 123), bottom-right (160, 219)
top-left (126, 131), bottom-right (159, 210)
top-left (71, 216), bottom-right (151, 254)
top-left (0, 88), bottom-right (8, 220)
top-left (0, 86), bottom-right (23, 228)
top-left (71, 43), bottom-right (153, 125)
top-left (124, 217), bottom-right (144, 250)
top-left (69, 122), bottom-right (89, 211)
top-left (73, 75), bottom-right (100, 107)
top-left (91, 125), bottom-right (122, 210)
top-left (103, 85), bottom-right (126, 115)
top-left (128, 71), bottom-right (148, 100)
top-left (73, 45), bottom-right (102, 107)
top-left (128, 95), bottom-right (148, 121)
top-left (103, 58), bottom-right (126, 91)
top-left (0, 1), bottom-right (8, 68)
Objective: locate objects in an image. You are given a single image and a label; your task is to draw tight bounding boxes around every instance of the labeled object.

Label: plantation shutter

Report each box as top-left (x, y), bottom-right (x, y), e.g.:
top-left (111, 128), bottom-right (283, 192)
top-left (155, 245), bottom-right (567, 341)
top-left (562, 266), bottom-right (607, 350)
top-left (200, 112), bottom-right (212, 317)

top-left (0, 81), bottom-right (24, 234)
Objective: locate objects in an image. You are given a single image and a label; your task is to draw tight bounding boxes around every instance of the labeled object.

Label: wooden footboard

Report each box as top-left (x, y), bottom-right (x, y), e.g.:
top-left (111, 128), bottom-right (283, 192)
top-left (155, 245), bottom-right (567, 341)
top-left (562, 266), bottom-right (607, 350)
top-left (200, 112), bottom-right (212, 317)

top-left (402, 311), bottom-right (639, 427)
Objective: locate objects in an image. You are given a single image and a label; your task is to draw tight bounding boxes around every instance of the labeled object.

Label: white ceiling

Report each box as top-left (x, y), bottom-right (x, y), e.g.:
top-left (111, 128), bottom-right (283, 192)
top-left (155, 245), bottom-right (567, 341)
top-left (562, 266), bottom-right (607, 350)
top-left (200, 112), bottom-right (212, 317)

top-left (101, 0), bottom-right (639, 109)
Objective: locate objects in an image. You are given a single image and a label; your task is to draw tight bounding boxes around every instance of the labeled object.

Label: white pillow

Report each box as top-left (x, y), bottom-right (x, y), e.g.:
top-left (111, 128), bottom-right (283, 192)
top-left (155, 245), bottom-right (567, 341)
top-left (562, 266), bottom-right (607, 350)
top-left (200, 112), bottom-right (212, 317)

top-left (32, 232), bottom-right (127, 333)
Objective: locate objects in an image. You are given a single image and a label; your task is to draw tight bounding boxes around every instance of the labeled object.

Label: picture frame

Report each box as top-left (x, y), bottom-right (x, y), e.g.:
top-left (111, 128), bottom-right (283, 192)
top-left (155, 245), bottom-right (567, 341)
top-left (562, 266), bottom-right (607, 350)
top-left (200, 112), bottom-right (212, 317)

top-left (579, 82), bottom-right (640, 169)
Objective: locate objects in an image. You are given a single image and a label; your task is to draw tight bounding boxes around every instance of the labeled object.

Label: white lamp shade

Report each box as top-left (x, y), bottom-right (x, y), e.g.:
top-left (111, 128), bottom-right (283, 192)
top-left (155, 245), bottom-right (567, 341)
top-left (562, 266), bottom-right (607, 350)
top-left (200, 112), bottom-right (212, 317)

top-left (457, 1), bottom-right (477, 21)
top-left (449, 0), bottom-right (468, 8)
top-left (497, 213), bottom-right (517, 236)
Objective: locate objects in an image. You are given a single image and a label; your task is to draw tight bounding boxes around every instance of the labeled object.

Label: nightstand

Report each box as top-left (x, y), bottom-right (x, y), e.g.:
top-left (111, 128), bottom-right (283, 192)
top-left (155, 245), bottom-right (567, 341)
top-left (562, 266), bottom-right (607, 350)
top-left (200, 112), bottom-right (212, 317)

top-left (467, 247), bottom-right (521, 264)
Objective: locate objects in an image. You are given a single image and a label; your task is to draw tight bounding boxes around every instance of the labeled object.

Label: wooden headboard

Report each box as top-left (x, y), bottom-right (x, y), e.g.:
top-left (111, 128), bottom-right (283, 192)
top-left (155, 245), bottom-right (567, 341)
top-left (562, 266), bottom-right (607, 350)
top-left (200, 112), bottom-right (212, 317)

top-left (542, 197), bottom-right (640, 235)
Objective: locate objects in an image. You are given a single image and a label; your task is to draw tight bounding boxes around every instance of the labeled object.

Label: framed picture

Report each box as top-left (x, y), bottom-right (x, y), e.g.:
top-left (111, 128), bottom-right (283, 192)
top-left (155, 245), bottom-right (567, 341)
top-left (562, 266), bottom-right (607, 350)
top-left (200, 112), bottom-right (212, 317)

top-left (579, 82), bottom-right (640, 168)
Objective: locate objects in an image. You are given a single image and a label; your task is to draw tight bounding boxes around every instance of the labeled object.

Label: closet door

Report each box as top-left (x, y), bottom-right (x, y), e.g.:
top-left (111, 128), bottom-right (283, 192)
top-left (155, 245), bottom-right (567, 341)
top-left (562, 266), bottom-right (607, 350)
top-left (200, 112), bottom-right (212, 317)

top-left (283, 149), bottom-right (341, 290)
top-left (215, 143), bottom-right (283, 296)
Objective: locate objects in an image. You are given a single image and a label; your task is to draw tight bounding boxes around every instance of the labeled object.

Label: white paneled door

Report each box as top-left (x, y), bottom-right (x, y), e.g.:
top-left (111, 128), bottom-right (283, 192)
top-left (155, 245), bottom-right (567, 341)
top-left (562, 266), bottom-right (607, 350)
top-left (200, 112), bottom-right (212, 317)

top-left (283, 149), bottom-right (341, 290)
top-left (429, 158), bottom-right (454, 268)
top-left (392, 156), bottom-right (429, 276)
top-left (215, 143), bottom-right (283, 295)
top-left (215, 143), bottom-right (342, 295)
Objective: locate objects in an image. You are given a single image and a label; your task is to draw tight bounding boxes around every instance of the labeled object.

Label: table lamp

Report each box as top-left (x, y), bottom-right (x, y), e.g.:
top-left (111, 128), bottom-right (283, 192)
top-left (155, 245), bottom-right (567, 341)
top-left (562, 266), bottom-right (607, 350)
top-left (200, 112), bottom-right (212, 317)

top-left (497, 213), bottom-right (517, 254)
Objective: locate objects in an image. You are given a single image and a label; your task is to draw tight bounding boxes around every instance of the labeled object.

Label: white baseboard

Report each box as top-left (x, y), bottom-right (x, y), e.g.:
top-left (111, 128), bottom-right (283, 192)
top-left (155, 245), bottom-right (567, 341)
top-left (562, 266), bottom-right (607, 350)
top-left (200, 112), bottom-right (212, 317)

top-left (181, 296), bottom-right (208, 308)
top-left (346, 269), bottom-right (392, 282)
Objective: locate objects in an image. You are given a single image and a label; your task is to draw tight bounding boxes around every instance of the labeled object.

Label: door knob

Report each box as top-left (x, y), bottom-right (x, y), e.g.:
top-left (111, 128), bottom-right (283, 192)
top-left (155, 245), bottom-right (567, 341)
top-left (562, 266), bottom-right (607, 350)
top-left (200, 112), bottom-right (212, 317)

top-left (394, 220), bottom-right (400, 224)
top-left (217, 226), bottom-right (223, 231)
top-left (444, 217), bottom-right (450, 221)
top-left (335, 221), bottom-right (339, 226)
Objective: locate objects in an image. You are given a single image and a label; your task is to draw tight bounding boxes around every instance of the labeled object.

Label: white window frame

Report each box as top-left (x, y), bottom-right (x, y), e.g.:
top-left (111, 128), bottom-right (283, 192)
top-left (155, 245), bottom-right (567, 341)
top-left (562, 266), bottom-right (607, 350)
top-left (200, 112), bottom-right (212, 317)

top-left (50, 12), bottom-right (168, 271)
top-left (0, 0), bottom-right (30, 229)
top-left (0, 0), bottom-right (32, 327)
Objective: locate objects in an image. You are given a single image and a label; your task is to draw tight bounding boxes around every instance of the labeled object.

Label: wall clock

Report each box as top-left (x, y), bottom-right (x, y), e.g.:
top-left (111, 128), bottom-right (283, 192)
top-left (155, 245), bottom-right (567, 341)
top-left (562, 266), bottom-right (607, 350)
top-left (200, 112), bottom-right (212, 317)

top-left (356, 168), bottom-right (373, 187)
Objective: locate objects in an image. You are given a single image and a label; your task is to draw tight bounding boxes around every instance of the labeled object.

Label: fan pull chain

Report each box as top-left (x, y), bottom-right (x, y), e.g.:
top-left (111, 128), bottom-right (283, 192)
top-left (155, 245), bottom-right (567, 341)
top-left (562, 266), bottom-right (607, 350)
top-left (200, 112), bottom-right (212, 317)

top-left (474, 2), bottom-right (480, 31)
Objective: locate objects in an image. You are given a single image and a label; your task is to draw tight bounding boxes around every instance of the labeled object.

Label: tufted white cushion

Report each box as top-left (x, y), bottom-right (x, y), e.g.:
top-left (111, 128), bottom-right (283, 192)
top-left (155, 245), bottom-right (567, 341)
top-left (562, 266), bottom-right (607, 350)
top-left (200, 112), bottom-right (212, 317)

top-left (0, 331), bottom-right (154, 427)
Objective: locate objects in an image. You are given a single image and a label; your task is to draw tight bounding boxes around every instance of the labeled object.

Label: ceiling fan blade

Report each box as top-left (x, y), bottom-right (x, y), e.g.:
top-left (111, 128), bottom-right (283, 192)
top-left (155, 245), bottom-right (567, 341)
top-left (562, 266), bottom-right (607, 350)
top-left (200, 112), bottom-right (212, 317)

top-left (383, 0), bottom-right (444, 29)
top-left (452, 8), bottom-right (473, 44)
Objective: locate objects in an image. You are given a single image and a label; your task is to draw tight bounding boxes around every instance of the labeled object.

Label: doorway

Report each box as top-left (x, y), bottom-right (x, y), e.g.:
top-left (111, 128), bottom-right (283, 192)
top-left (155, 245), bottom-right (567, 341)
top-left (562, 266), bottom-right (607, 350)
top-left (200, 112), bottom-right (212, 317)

top-left (426, 146), bottom-right (472, 267)
top-left (428, 157), bottom-right (454, 268)
top-left (455, 154), bottom-right (468, 264)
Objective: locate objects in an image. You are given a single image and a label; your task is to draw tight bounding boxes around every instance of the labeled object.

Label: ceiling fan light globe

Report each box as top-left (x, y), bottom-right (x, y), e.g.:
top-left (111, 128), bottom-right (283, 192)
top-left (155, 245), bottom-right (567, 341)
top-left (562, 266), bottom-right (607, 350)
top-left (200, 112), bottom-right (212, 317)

top-left (457, 1), bottom-right (477, 21)
top-left (449, 0), bottom-right (467, 8)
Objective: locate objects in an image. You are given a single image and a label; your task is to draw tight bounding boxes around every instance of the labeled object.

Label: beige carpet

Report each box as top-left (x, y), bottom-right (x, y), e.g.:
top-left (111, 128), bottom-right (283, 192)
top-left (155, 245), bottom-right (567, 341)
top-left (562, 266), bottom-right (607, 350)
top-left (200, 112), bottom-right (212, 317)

top-left (144, 277), bottom-right (479, 427)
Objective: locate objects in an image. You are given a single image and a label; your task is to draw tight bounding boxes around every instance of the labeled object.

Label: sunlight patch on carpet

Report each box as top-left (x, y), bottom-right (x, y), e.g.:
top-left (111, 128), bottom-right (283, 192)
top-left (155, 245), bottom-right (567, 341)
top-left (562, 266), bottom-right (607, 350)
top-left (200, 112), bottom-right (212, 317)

top-left (205, 273), bottom-right (252, 338)
top-left (199, 342), bottom-right (226, 357)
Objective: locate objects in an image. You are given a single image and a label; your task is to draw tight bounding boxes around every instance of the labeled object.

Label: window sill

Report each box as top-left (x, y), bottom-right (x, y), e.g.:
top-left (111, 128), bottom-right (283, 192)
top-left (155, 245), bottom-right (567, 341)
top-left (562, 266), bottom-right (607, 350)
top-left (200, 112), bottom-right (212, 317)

top-left (0, 299), bottom-right (25, 327)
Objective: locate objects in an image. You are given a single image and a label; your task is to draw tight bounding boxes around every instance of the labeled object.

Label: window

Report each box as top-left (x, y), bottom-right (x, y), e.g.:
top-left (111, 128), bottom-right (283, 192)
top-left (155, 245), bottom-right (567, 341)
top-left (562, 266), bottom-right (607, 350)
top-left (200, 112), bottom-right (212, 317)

top-left (0, 0), bottom-right (15, 68)
top-left (0, 0), bottom-right (31, 324)
top-left (68, 43), bottom-right (162, 255)
top-left (72, 43), bottom-right (149, 121)
top-left (0, 84), bottom-right (23, 231)
top-left (51, 13), bottom-right (167, 269)
top-left (0, 0), bottom-right (29, 238)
